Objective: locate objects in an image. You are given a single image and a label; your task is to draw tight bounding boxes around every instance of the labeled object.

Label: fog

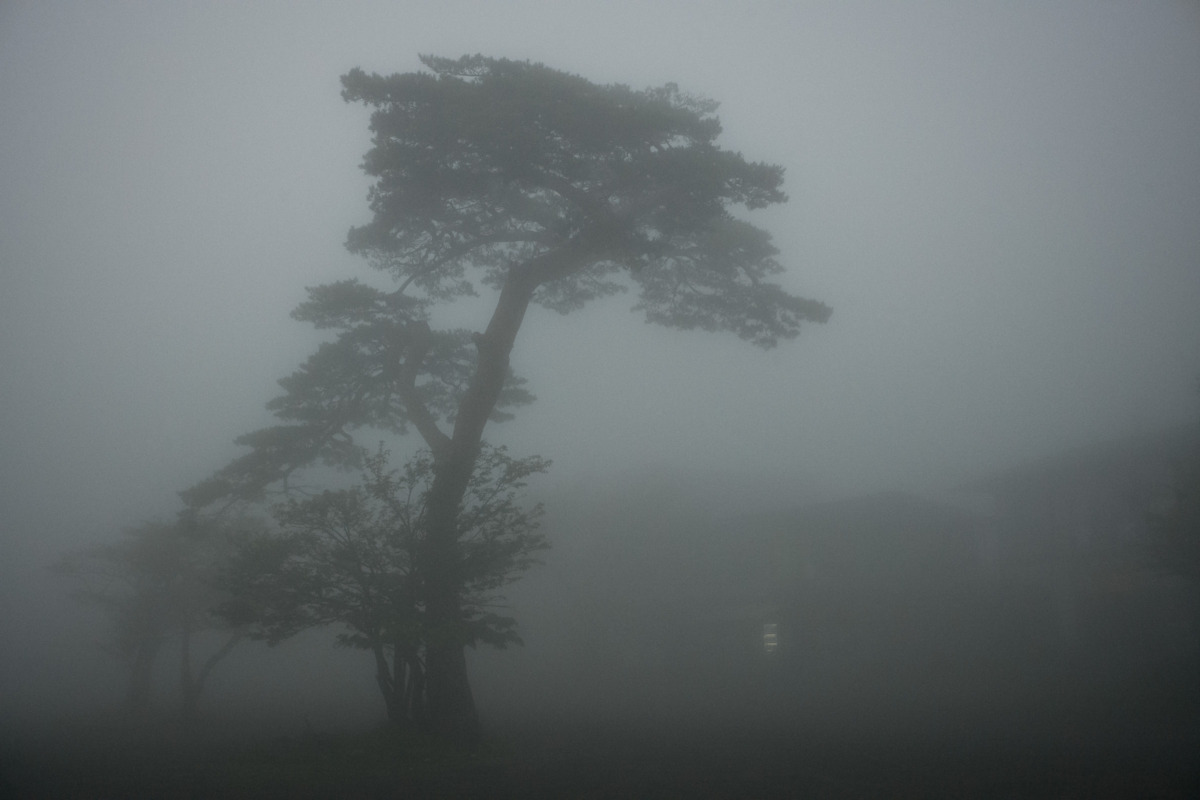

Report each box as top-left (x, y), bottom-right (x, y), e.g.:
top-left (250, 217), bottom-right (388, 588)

top-left (2, 1), bottom-right (1199, 794)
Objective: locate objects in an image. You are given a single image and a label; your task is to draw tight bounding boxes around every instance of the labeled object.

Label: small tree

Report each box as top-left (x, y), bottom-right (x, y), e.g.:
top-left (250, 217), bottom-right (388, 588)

top-left (185, 55), bottom-right (830, 741)
top-left (52, 519), bottom-right (248, 721)
top-left (220, 444), bottom-right (548, 728)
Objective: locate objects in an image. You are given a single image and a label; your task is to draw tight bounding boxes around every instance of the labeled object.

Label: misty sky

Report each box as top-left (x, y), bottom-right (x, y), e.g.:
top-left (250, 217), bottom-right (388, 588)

top-left (2, 0), bottom-right (1198, 663)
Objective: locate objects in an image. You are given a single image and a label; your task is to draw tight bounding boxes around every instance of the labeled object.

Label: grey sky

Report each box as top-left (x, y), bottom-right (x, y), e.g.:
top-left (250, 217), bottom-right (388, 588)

top-left (2, 0), bottom-right (1198, 576)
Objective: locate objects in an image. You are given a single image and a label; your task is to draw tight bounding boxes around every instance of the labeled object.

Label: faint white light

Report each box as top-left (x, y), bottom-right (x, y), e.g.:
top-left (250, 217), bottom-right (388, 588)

top-left (763, 622), bottom-right (778, 654)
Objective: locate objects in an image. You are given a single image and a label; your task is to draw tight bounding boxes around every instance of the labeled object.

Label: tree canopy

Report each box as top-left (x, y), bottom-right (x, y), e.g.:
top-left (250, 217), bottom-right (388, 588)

top-left (340, 55), bottom-right (828, 342)
top-left (183, 55), bottom-right (828, 511)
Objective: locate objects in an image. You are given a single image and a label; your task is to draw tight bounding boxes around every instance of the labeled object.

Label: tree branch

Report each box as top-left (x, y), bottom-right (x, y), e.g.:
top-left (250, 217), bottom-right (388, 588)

top-left (393, 321), bottom-right (452, 460)
top-left (394, 230), bottom-right (557, 296)
top-left (193, 629), bottom-right (243, 695)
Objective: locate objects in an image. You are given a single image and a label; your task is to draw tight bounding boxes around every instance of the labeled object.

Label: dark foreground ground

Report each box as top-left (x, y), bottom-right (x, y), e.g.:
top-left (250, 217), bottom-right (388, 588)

top-left (3, 701), bottom-right (1199, 799)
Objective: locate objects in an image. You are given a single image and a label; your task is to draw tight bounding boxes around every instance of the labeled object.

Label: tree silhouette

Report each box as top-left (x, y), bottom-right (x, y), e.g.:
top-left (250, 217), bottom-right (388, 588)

top-left (185, 55), bottom-right (829, 742)
top-left (220, 445), bottom-right (547, 728)
top-left (52, 518), bottom-right (249, 721)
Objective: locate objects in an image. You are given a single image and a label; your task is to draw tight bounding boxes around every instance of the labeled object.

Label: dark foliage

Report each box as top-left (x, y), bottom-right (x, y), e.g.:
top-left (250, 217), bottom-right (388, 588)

top-left (219, 444), bottom-right (548, 726)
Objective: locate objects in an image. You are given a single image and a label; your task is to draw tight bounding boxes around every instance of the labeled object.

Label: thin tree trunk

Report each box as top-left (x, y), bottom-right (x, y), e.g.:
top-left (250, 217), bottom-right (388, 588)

top-left (194, 630), bottom-right (242, 694)
top-left (127, 636), bottom-right (161, 713)
top-left (179, 620), bottom-right (198, 724)
top-left (372, 644), bottom-right (403, 725)
top-left (406, 648), bottom-right (427, 728)
top-left (183, 629), bottom-right (241, 723)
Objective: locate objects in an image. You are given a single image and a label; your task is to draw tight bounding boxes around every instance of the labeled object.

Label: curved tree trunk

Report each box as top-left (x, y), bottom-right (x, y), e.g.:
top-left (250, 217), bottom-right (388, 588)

top-left (420, 268), bottom-right (538, 746)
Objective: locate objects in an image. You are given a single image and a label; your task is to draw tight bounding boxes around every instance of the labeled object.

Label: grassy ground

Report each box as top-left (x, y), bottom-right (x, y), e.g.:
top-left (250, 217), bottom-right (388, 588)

top-left (3, 704), bottom-right (1198, 799)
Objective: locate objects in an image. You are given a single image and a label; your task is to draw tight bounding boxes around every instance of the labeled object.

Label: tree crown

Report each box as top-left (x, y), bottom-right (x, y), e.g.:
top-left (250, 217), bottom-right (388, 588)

top-left (340, 55), bottom-right (829, 340)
